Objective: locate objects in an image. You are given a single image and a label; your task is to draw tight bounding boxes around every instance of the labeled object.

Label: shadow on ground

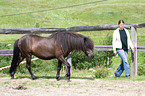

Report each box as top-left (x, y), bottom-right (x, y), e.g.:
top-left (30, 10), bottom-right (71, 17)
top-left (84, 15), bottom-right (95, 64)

top-left (14, 75), bottom-right (95, 81)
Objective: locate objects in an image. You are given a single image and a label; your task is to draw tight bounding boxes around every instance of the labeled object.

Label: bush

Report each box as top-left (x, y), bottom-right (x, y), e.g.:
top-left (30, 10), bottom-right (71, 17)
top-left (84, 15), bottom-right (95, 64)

top-left (137, 53), bottom-right (145, 76)
top-left (71, 52), bottom-right (94, 70)
top-left (138, 64), bottom-right (145, 76)
top-left (94, 66), bottom-right (109, 78)
top-left (71, 33), bottom-right (113, 70)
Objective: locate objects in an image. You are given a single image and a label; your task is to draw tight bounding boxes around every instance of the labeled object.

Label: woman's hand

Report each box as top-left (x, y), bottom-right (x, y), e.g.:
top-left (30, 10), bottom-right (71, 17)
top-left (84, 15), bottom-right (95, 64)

top-left (132, 48), bottom-right (135, 53)
top-left (113, 50), bottom-right (117, 55)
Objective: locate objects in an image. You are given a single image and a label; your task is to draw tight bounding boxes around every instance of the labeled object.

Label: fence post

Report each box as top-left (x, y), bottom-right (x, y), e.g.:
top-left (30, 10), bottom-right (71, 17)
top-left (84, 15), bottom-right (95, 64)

top-left (131, 27), bottom-right (137, 77)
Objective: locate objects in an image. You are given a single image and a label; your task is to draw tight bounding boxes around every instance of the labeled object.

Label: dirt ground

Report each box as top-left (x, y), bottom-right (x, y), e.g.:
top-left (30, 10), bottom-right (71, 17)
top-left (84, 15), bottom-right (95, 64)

top-left (1, 77), bottom-right (145, 96)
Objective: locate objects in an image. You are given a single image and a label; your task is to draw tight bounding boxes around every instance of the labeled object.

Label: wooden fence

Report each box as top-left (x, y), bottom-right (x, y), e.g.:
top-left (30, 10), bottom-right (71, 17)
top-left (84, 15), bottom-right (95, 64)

top-left (0, 23), bottom-right (145, 34)
top-left (0, 22), bottom-right (145, 77)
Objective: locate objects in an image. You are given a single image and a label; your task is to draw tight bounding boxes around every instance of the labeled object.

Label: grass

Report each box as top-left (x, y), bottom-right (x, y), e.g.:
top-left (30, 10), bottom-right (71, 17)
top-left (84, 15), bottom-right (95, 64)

top-left (0, 0), bottom-right (145, 80)
top-left (0, 0), bottom-right (145, 28)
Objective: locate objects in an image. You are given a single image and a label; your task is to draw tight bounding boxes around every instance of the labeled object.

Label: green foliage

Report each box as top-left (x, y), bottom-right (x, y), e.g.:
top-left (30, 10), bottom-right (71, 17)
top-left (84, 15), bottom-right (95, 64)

top-left (94, 66), bottom-right (109, 78)
top-left (72, 52), bottom-right (95, 70)
top-left (137, 53), bottom-right (145, 76)
top-left (31, 59), bottom-right (57, 72)
top-left (138, 64), bottom-right (145, 76)
top-left (0, 43), bottom-right (12, 74)
top-left (0, 43), bottom-right (11, 50)
top-left (72, 33), bottom-right (113, 70)
top-left (15, 59), bottom-right (58, 74)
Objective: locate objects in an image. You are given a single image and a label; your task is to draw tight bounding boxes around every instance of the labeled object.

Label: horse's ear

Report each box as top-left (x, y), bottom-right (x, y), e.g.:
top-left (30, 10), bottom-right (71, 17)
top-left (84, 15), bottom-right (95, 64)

top-left (84, 37), bottom-right (87, 43)
top-left (84, 37), bottom-right (89, 42)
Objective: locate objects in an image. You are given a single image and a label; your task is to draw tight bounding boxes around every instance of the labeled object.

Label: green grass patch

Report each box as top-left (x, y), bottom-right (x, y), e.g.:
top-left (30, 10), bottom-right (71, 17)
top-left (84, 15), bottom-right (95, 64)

top-left (0, 0), bottom-right (145, 28)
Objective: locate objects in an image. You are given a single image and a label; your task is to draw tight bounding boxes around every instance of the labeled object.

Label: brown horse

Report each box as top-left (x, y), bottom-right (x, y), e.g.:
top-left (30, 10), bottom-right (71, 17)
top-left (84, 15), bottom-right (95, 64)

top-left (9, 32), bottom-right (94, 81)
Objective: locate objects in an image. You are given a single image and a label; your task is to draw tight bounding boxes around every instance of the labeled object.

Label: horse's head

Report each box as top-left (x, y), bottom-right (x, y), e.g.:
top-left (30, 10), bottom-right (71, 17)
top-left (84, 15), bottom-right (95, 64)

top-left (50, 32), bottom-right (94, 59)
top-left (84, 37), bottom-right (94, 59)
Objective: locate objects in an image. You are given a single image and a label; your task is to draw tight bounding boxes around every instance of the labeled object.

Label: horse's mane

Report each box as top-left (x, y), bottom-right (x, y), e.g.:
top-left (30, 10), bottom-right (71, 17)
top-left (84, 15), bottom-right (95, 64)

top-left (49, 32), bottom-right (94, 55)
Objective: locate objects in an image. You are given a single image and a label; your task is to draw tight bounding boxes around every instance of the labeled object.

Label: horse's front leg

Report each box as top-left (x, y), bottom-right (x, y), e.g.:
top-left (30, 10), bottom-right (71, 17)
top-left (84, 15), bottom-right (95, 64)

top-left (66, 64), bottom-right (71, 82)
top-left (26, 57), bottom-right (38, 80)
top-left (58, 56), bottom-right (71, 81)
top-left (56, 60), bottom-right (62, 81)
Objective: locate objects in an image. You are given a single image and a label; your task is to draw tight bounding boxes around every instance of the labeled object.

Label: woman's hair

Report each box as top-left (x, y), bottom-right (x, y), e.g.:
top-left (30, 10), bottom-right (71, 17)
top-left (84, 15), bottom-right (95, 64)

top-left (118, 20), bottom-right (125, 25)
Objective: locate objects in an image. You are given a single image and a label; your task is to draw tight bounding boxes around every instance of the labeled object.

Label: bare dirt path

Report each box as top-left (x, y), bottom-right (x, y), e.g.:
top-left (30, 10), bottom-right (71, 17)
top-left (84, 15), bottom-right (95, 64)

top-left (1, 77), bottom-right (145, 96)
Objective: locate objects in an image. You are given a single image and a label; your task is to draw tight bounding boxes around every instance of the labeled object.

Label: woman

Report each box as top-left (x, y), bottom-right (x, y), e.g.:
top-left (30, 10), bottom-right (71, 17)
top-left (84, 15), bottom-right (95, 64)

top-left (112, 20), bottom-right (134, 78)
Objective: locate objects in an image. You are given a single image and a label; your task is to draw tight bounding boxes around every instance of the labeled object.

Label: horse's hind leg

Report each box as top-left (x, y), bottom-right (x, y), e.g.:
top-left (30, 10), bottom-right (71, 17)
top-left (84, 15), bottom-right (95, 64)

top-left (26, 56), bottom-right (38, 80)
top-left (10, 60), bottom-right (23, 79)
top-left (56, 60), bottom-right (62, 81)
top-left (9, 39), bottom-right (24, 79)
top-left (10, 54), bottom-right (24, 79)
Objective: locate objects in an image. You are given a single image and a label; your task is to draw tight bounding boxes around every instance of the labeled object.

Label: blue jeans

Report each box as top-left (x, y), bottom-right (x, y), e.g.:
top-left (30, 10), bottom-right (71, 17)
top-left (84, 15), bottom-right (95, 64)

top-left (114, 49), bottom-right (130, 77)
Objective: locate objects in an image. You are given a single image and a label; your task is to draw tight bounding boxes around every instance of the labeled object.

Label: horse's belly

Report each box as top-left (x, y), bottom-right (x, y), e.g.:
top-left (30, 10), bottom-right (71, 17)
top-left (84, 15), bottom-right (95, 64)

top-left (33, 52), bottom-right (56, 60)
top-left (38, 56), bottom-right (56, 60)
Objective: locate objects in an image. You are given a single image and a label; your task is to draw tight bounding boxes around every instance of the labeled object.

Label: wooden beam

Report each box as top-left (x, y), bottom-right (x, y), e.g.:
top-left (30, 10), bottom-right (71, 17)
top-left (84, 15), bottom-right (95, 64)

top-left (131, 27), bottom-right (137, 77)
top-left (132, 22), bottom-right (145, 28)
top-left (1, 45), bottom-right (145, 56)
top-left (0, 54), bottom-right (13, 56)
top-left (94, 45), bottom-right (112, 48)
top-left (0, 22), bottom-right (144, 34)
top-left (0, 49), bottom-right (13, 54)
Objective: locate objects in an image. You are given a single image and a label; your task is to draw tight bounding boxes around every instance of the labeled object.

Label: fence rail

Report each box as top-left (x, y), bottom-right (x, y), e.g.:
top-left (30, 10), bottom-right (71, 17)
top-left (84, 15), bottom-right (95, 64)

top-left (94, 45), bottom-right (145, 52)
top-left (1, 45), bottom-right (145, 56)
top-left (0, 23), bottom-right (145, 34)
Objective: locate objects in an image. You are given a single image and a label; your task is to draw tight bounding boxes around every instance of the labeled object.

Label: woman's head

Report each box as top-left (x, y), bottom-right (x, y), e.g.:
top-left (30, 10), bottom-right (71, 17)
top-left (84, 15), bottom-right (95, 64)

top-left (118, 20), bottom-right (125, 25)
top-left (118, 20), bottom-right (125, 30)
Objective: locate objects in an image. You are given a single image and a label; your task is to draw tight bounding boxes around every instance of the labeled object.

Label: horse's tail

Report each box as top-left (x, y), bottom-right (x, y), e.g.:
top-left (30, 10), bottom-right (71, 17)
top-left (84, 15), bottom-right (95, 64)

top-left (9, 39), bottom-right (21, 76)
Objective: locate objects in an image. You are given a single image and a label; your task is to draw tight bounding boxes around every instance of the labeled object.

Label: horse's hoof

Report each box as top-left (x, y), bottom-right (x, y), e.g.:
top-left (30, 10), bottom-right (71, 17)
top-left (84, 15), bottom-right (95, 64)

top-left (56, 79), bottom-right (60, 81)
top-left (56, 77), bottom-right (61, 81)
top-left (32, 77), bottom-right (39, 80)
top-left (11, 77), bottom-right (14, 79)
top-left (65, 77), bottom-right (71, 82)
top-left (11, 76), bottom-right (14, 79)
top-left (56, 76), bottom-right (61, 81)
top-left (67, 79), bottom-right (71, 82)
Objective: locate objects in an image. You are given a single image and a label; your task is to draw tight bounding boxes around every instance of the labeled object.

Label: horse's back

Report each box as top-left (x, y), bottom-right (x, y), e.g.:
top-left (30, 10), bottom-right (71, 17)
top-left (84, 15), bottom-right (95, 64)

top-left (18, 34), bottom-right (58, 59)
